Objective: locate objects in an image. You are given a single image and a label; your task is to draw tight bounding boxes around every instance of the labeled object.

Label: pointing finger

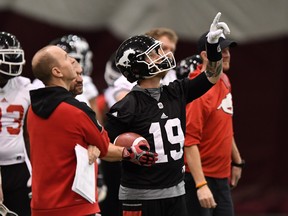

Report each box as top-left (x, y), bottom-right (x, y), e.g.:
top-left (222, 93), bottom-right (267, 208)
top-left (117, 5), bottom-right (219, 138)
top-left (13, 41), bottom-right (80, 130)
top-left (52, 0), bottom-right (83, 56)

top-left (212, 12), bottom-right (222, 26)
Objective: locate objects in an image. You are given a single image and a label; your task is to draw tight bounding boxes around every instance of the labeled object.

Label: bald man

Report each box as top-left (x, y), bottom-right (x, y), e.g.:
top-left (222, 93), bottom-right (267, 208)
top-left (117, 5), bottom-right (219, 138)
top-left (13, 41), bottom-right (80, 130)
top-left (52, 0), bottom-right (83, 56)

top-left (27, 46), bottom-right (157, 216)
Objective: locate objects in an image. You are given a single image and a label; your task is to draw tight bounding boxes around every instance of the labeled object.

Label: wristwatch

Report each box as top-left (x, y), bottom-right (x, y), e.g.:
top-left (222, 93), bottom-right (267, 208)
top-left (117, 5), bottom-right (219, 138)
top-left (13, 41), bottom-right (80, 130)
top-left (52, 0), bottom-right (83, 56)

top-left (231, 159), bottom-right (245, 168)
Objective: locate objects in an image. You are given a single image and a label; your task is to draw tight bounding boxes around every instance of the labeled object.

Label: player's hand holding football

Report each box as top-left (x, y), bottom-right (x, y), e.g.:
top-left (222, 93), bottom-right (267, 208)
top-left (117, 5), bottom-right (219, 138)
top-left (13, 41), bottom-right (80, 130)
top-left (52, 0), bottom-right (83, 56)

top-left (207, 12), bottom-right (230, 44)
top-left (122, 142), bottom-right (158, 166)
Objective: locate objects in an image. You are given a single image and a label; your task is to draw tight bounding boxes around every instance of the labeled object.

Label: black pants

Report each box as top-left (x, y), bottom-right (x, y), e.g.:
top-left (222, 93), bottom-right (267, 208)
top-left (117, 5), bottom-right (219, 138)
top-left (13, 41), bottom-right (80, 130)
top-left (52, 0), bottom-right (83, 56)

top-left (184, 173), bottom-right (234, 216)
top-left (100, 160), bottom-right (121, 216)
top-left (1, 162), bottom-right (31, 216)
top-left (120, 195), bottom-right (188, 216)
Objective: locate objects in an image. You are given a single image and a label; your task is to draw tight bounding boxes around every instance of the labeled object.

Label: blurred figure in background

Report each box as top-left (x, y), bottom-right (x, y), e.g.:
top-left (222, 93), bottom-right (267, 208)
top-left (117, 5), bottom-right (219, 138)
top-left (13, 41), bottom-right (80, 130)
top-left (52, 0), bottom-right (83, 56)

top-left (103, 52), bottom-right (122, 110)
top-left (175, 54), bottom-right (202, 80)
top-left (95, 52), bottom-right (122, 126)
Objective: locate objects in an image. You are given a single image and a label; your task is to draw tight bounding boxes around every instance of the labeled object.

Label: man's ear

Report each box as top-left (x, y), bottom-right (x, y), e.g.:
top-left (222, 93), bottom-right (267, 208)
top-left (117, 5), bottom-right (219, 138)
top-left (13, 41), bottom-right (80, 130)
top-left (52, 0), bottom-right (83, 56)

top-left (51, 67), bottom-right (63, 78)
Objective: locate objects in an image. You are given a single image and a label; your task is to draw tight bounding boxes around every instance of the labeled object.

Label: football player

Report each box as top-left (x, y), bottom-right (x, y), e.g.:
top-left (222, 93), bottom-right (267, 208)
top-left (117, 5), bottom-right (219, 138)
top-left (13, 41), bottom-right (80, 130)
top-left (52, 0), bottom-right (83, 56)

top-left (0, 31), bottom-right (32, 216)
top-left (101, 27), bottom-right (179, 216)
top-left (105, 12), bottom-right (229, 216)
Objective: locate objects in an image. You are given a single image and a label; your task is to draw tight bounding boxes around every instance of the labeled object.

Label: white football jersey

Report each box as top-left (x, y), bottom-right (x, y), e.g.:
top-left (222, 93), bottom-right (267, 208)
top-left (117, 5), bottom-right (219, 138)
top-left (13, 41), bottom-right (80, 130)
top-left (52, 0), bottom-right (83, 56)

top-left (0, 76), bottom-right (33, 165)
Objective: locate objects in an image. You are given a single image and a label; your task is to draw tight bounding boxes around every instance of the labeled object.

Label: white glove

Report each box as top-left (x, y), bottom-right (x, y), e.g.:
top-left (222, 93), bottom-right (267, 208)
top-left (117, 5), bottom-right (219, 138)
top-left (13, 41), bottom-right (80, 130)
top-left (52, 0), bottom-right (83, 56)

top-left (207, 12), bottom-right (230, 44)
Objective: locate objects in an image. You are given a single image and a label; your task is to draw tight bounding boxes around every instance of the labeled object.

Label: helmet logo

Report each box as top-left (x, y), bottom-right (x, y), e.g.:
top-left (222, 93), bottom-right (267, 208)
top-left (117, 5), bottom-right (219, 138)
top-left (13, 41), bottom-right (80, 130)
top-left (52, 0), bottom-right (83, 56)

top-left (117, 48), bottom-right (135, 68)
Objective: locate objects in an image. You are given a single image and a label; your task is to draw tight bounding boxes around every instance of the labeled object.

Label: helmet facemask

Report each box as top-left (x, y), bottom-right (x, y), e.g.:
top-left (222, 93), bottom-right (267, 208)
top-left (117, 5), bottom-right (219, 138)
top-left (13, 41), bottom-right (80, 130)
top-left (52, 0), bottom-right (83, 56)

top-left (0, 48), bottom-right (25, 76)
top-left (136, 40), bottom-right (176, 79)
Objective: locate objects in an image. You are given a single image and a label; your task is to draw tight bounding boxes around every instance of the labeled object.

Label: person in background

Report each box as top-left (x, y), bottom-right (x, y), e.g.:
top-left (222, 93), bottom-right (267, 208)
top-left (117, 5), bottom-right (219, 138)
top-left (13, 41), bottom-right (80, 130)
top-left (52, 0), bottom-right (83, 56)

top-left (95, 52), bottom-right (122, 127)
top-left (0, 31), bottom-right (32, 216)
top-left (104, 12), bottom-right (229, 216)
top-left (183, 30), bottom-right (244, 216)
top-left (175, 54), bottom-right (202, 80)
top-left (103, 52), bottom-right (122, 110)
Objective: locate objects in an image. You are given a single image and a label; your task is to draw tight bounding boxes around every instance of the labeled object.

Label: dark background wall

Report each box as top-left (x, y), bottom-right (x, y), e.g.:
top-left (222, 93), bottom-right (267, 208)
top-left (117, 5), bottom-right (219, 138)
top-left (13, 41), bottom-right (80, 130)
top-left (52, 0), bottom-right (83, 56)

top-left (1, 8), bottom-right (287, 214)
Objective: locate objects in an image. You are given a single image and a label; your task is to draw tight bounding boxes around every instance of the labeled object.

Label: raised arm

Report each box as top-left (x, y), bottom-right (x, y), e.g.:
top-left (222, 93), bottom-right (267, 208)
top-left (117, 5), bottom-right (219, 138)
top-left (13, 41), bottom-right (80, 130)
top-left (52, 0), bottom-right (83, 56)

top-left (205, 12), bottom-right (230, 84)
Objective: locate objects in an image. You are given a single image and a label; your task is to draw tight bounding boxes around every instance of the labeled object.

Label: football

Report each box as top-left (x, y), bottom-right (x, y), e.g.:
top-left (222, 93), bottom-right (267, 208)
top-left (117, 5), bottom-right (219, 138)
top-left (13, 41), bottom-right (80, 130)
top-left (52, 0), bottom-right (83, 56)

top-left (113, 132), bottom-right (150, 150)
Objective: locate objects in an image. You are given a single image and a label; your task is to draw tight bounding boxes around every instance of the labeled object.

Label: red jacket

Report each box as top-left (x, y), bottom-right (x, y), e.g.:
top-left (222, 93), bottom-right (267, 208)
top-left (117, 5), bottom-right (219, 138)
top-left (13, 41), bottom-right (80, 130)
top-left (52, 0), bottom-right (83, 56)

top-left (28, 86), bottom-right (109, 216)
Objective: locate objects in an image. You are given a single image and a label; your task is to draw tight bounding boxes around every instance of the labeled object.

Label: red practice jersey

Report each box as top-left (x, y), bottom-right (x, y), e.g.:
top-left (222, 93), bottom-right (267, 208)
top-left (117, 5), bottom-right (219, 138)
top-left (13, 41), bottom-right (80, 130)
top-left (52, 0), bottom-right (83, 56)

top-left (184, 65), bottom-right (233, 178)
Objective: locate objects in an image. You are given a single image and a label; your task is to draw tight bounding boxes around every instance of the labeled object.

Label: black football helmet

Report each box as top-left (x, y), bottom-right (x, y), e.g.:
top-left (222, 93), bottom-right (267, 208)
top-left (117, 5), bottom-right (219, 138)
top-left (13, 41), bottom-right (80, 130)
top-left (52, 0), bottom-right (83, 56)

top-left (175, 54), bottom-right (202, 79)
top-left (50, 34), bottom-right (93, 76)
top-left (115, 35), bottom-right (176, 83)
top-left (0, 32), bottom-right (25, 77)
